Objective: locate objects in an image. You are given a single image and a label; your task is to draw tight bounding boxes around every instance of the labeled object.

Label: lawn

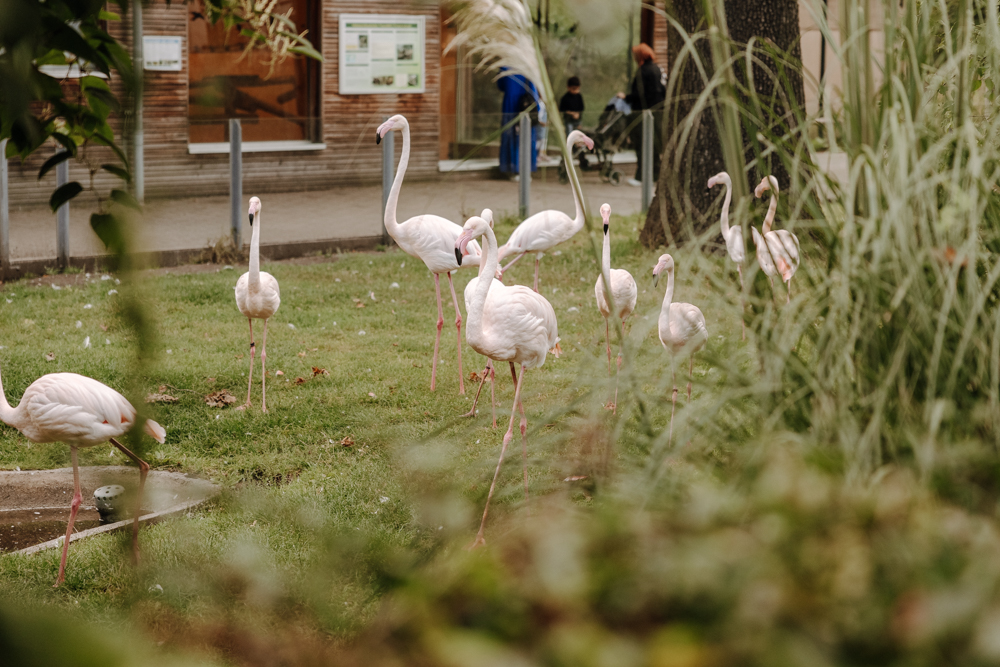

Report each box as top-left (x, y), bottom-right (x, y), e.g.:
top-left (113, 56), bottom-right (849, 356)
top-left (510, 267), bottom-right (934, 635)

top-left (0, 210), bottom-right (753, 660)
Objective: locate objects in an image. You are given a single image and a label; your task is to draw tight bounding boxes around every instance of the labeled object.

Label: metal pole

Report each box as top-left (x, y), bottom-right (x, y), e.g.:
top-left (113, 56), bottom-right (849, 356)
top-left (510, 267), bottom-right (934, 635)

top-left (380, 121), bottom-right (394, 246)
top-left (229, 119), bottom-right (242, 249)
top-left (641, 109), bottom-right (653, 213)
top-left (519, 113), bottom-right (531, 218)
top-left (132, 0), bottom-right (144, 202)
top-left (56, 152), bottom-right (69, 269)
top-left (0, 139), bottom-right (8, 271)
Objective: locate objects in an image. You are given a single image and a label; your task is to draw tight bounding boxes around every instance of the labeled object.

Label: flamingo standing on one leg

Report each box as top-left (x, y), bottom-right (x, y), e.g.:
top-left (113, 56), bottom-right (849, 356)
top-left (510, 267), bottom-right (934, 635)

top-left (593, 203), bottom-right (636, 413)
top-left (497, 130), bottom-right (595, 292)
top-left (456, 214), bottom-right (560, 548)
top-left (652, 254), bottom-right (708, 444)
top-left (707, 171), bottom-right (746, 339)
top-left (0, 367), bottom-right (165, 586)
top-left (752, 175), bottom-right (800, 303)
top-left (235, 196), bottom-right (281, 412)
top-left (377, 114), bottom-right (483, 394)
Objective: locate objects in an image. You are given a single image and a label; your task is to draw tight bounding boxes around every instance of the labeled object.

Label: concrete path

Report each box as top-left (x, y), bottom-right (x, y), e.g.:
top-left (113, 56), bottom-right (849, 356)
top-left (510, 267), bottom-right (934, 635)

top-left (5, 170), bottom-right (644, 263)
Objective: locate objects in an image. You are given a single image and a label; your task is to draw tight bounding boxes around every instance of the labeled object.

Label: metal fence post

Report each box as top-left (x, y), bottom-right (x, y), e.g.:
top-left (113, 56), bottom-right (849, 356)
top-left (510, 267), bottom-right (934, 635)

top-left (380, 120), bottom-right (394, 246)
top-left (56, 152), bottom-right (69, 269)
top-left (0, 139), bottom-right (8, 271)
top-left (641, 109), bottom-right (654, 213)
top-left (229, 118), bottom-right (242, 249)
top-left (132, 0), bottom-right (144, 203)
top-left (519, 113), bottom-right (531, 219)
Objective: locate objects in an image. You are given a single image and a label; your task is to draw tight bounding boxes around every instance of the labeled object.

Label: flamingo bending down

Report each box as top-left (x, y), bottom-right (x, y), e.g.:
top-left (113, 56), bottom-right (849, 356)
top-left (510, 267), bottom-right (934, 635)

top-left (593, 203), bottom-right (637, 413)
top-left (456, 214), bottom-right (560, 548)
top-left (497, 130), bottom-right (595, 292)
top-left (377, 114), bottom-right (483, 393)
top-left (0, 368), bottom-right (165, 586)
top-left (652, 254), bottom-right (708, 444)
top-left (235, 196), bottom-right (281, 412)
top-left (752, 175), bottom-right (800, 303)
top-left (707, 171), bottom-right (746, 339)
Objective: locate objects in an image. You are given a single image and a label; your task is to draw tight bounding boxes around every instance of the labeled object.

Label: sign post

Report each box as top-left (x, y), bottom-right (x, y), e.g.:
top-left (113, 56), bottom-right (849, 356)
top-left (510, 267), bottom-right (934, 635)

top-left (229, 119), bottom-right (242, 249)
top-left (519, 113), bottom-right (531, 219)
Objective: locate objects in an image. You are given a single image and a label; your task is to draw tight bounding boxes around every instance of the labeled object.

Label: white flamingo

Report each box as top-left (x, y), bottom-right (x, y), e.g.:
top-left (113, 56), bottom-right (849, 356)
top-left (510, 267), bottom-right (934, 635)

top-left (707, 171), bottom-right (746, 339)
top-left (0, 367), bottom-right (165, 586)
top-left (497, 130), bottom-right (595, 292)
top-left (593, 203), bottom-right (637, 413)
top-left (377, 114), bottom-right (483, 394)
top-left (463, 211), bottom-right (503, 429)
top-left (752, 175), bottom-right (801, 303)
top-left (235, 196), bottom-right (281, 412)
top-left (455, 214), bottom-right (560, 548)
top-left (652, 254), bottom-right (708, 444)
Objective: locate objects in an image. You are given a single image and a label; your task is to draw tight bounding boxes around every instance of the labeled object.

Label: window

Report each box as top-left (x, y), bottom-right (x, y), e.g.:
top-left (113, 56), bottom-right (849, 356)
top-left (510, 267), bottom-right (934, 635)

top-left (187, 0), bottom-right (320, 144)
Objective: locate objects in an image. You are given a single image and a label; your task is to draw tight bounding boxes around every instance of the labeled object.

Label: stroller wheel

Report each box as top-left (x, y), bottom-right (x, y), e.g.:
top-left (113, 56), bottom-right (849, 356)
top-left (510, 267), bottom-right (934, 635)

top-left (608, 169), bottom-right (624, 186)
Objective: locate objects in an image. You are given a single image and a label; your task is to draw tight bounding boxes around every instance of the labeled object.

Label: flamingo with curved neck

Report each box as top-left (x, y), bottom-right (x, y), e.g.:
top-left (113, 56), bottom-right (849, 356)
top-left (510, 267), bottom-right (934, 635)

top-left (376, 114), bottom-right (482, 393)
top-left (708, 171), bottom-right (746, 339)
top-left (752, 175), bottom-right (801, 303)
top-left (593, 203), bottom-right (636, 413)
top-left (455, 214), bottom-right (560, 548)
top-left (497, 130), bottom-right (595, 291)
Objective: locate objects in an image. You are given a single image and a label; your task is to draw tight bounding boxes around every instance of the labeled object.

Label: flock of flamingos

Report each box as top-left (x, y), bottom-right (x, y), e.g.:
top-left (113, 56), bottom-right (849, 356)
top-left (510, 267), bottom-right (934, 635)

top-left (0, 114), bottom-right (801, 583)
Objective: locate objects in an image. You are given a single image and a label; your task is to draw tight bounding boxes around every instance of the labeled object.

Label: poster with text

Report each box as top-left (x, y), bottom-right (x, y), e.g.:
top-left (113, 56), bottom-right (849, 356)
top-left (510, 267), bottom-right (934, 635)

top-left (339, 14), bottom-right (425, 94)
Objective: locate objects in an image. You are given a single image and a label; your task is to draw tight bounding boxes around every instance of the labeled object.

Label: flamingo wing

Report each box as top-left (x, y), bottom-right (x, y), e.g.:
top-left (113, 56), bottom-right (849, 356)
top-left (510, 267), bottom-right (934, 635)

top-left (726, 226), bottom-right (746, 264)
top-left (765, 230), bottom-right (800, 282)
top-left (401, 215), bottom-right (482, 272)
top-left (500, 210), bottom-right (575, 258)
top-left (21, 373), bottom-right (134, 445)
top-left (482, 285), bottom-right (559, 365)
top-left (610, 269), bottom-right (638, 320)
top-left (752, 227), bottom-right (777, 277)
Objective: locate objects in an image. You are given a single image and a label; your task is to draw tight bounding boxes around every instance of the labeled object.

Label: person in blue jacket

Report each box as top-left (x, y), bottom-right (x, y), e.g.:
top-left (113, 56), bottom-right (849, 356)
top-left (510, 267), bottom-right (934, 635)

top-left (498, 71), bottom-right (538, 178)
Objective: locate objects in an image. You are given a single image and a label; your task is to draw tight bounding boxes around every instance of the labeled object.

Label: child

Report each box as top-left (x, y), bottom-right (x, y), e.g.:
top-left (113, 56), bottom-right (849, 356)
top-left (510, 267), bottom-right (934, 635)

top-left (559, 76), bottom-right (584, 135)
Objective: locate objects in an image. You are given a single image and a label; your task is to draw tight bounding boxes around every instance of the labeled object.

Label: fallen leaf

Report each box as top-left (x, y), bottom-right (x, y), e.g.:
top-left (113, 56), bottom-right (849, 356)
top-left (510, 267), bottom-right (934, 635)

top-left (564, 475), bottom-right (589, 482)
top-left (469, 371), bottom-right (482, 383)
top-left (355, 302), bottom-right (366, 309)
top-left (294, 377), bottom-right (307, 385)
top-left (206, 377), bottom-right (216, 384)
top-left (310, 348), bottom-right (318, 352)
top-left (311, 366), bottom-right (329, 377)
top-left (44, 352), bottom-right (55, 362)
top-left (297, 351), bottom-right (307, 358)
top-left (158, 385), bottom-right (168, 393)
top-left (146, 393), bottom-right (178, 404)
top-left (392, 342), bottom-right (399, 346)
top-left (412, 362), bottom-right (423, 368)
top-left (340, 436), bottom-right (355, 447)
top-left (100, 324), bottom-right (108, 332)
top-left (205, 389), bottom-right (238, 408)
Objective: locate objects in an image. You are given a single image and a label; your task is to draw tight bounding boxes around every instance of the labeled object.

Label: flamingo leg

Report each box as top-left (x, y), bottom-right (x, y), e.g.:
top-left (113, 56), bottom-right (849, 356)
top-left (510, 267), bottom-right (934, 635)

top-left (261, 319), bottom-right (269, 412)
top-left (463, 359), bottom-right (491, 418)
top-left (430, 273), bottom-right (444, 391)
top-left (501, 252), bottom-right (526, 275)
top-left (669, 369), bottom-right (677, 446)
top-left (614, 317), bottom-right (625, 415)
top-left (738, 264), bottom-right (746, 341)
top-left (605, 320), bottom-right (611, 375)
top-left (533, 256), bottom-right (541, 292)
top-left (490, 364), bottom-right (496, 428)
top-left (506, 364), bottom-right (529, 506)
top-left (111, 437), bottom-right (150, 565)
top-left (55, 446), bottom-right (82, 587)
top-left (786, 277), bottom-right (791, 304)
top-left (446, 271), bottom-right (465, 394)
top-left (243, 319), bottom-right (255, 409)
top-left (688, 354), bottom-right (694, 402)
top-left (470, 362), bottom-right (527, 549)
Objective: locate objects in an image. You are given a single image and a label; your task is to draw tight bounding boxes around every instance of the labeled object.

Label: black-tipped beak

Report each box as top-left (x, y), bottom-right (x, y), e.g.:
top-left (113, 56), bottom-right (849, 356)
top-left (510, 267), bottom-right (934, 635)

top-left (376, 132), bottom-right (382, 145)
top-left (654, 273), bottom-right (659, 288)
top-left (455, 248), bottom-right (463, 266)
top-left (248, 212), bottom-right (254, 226)
top-left (603, 223), bottom-right (609, 235)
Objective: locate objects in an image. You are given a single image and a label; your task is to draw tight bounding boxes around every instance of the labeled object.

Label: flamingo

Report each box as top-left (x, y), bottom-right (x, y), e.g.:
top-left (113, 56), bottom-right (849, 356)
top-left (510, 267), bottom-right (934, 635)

top-left (593, 203), bottom-right (637, 413)
top-left (707, 171), bottom-right (746, 339)
top-left (455, 213), bottom-right (560, 548)
top-left (652, 254), bottom-right (708, 444)
top-left (752, 175), bottom-right (801, 303)
top-left (463, 210), bottom-right (503, 429)
top-left (0, 367), bottom-right (165, 586)
top-left (497, 130), bottom-right (595, 292)
top-left (235, 196), bottom-right (281, 412)
top-left (376, 114), bottom-right (483, 394)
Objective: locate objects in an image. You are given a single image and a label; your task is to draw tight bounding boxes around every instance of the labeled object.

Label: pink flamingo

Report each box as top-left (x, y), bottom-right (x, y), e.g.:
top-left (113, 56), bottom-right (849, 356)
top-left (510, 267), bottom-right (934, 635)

top-left (708, 171), bottom-right (747, 339)
top-left (0, 367), bottom-right (165, 586)
top-left (593, 203), bottom-right (636, 413)
top-left (377, 114), bottom-right (482, 393)
top-left (652, 254), bottom-right (708, 444)
top-left (235, 196), bottom-right (281, 412)
top-left (752, 175), bottom-right (800, 303)
top-left (456, 213), bottom-right (560, 548)
top-left (497, 130), bottom-right (594, 291)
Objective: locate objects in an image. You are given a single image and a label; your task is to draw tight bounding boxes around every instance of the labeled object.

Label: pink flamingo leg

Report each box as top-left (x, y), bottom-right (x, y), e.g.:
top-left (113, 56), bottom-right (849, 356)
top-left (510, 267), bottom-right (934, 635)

top-left (446, 271), bottom-right (466, 394)
top-left (430, 273), bottom-right (444, 391)
top-left (738, 264), bottom-right (746, 340)
top-left (462, 360), bottom-right (491, 418)
top-left (470, 362), bottom-right (527, 549)
top-left (111, 437), bottom-right (150, 564)
top-left (786, 277), bottom-right (792, 304)
top-left (261, 319), bottom-right (270, 412)
top-left (55, 447), bottom-right (82, 587)
top-left (613, 317), bottom-right (626, 415)
top-left (243, 319), bottom-right (255, 408)
top-left (508, 363), bottom-right (529, 507)
top-left (501, 252), bottom-right (526, 275)
top-left (669, 369), bottom-right (677, 446)
top-left (605, 320), bottom-right (611, 375)
top-left (533, 256), bottom-right (541, 292)
top-left (688, 355), bottom-right (694, 401)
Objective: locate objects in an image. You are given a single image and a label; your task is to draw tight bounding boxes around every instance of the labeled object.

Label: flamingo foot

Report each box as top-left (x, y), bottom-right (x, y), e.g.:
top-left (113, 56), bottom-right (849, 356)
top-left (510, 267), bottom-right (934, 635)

top-left (467, 533), bottom-right (486, 550)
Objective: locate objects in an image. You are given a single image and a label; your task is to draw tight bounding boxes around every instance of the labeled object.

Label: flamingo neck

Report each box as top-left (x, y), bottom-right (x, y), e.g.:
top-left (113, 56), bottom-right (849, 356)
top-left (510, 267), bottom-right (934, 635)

top-left (763, 188), bottom-right (777, 234)
top-left (601, 225), bottom-right (611, 275)
top-left (0, 363), bottom-right (18, 428)
top-left (661, 269), bottom-right (675, 328)
top-left (719, 180), bottom-right (733, 239)
top-left (566, 135), bottom-right (585, 231)
top-left (468, 225), bottom-right (499, 340)
top-left (384, 120), bottom-right (409, 239)
top-left (249, 211), bottom-right (261, 287)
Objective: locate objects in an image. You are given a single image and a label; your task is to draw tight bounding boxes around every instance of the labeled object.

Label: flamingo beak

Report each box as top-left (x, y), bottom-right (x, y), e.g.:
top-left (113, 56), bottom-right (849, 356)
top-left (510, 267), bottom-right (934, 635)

top-left (376, 130), bottom-right (382, 145)
top-left (455, 248), bottom-right (463, 266)
top-left (248, 212), bottom-right (254, 226)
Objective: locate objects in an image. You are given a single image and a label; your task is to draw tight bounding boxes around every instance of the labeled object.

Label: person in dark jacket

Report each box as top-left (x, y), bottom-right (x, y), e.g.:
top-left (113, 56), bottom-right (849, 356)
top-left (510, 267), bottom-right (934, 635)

top-left (618, 43), bottom-right (665, 186)
top-left (498, 70), bottom-right (539, 179)
top-left (559, 76), bottom-right (585, 135)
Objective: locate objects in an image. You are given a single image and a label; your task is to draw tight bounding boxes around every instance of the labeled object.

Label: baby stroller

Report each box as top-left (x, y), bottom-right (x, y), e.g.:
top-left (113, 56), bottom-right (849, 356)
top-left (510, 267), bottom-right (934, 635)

top-left (559, 96), bottom-right (632, 185)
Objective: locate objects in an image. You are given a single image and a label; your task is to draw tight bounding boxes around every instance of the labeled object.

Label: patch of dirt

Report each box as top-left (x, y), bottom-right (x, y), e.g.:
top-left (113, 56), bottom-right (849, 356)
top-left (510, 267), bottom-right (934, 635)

top-left (0, 508), bottom-right (102, 553)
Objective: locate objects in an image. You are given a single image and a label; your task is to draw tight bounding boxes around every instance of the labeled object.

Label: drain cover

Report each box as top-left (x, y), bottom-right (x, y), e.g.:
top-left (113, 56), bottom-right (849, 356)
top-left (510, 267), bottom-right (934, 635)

top-left (94, 484), bottom-right (127, 522)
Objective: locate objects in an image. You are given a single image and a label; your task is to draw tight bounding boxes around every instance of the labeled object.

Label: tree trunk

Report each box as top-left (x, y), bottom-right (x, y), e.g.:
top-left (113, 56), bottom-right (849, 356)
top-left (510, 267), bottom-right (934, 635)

top-left (640, 0), bottom-right (805, 249)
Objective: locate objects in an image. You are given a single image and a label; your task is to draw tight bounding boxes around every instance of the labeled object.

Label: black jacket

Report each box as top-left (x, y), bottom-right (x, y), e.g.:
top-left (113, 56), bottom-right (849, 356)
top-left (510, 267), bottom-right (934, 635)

top-left (625, 60), bottom-right (665, 110)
